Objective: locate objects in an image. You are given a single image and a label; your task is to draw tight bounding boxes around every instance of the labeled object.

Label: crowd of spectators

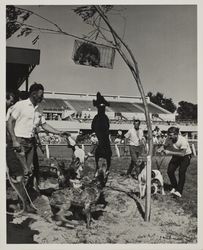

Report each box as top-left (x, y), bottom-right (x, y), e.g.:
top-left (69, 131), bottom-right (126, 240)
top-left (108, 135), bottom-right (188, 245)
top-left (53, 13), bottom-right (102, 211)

top-left (38, 133), bottom-right (64, 144)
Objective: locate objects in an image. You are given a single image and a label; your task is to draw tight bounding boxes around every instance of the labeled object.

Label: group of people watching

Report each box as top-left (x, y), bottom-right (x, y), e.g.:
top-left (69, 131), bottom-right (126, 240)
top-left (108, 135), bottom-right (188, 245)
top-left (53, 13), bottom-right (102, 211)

top-left (39, 133), bottom-right (62, 145)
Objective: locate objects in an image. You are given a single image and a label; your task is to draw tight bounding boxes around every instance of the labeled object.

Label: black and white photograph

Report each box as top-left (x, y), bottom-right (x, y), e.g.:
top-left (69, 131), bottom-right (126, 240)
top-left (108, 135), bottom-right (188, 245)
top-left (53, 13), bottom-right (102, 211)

top-left (1, 1), bottom-right (202, 248)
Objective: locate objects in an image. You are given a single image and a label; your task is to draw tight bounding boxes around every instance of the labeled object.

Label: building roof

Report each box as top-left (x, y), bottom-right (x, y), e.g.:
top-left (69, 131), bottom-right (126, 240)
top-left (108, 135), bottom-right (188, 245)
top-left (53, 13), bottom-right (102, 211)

top-left (6, 46), bottom-right (40, 92)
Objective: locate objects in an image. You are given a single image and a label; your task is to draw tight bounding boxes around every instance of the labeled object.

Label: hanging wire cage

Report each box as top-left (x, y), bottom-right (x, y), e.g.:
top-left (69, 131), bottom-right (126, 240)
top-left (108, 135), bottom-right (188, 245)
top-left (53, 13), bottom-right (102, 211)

top-left (72, 40), bottom-right (116, 69)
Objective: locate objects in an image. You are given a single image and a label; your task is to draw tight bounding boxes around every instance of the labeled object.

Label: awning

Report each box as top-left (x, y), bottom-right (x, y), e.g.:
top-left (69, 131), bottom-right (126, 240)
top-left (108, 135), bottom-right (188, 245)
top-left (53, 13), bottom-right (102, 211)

top-left (6, 46), bottom-right (40, 92)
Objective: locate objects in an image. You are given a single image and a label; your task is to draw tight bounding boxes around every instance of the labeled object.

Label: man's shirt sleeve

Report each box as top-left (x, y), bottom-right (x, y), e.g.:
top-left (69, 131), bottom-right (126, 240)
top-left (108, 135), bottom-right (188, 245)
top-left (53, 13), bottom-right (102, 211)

top-left (9, 102), bottom-right (21, 120)
top-left (124, 129), bottom-right (131, 139)
top-left (179, 137), bottom-right (188, 150)
top-left (40, 115), bottom-right (46, 125)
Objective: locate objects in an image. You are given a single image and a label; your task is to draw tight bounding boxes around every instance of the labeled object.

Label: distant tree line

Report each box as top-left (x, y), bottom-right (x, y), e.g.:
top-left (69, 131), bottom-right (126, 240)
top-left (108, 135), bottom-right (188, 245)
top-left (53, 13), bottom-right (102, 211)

top-left (176, 101), bottom-right (197, 121)
top-left (147, 92), bottom-right (176, 113)
top-left (147, 91), bottom-right (197, 121)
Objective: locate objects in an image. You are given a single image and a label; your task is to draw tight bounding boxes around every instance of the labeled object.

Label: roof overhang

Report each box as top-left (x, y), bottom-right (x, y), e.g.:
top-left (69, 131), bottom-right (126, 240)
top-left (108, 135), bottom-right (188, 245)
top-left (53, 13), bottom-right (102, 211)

top-left (6, 46), bottom-right (40, 92)
top-left (7, 46), bottom-right (40, 65)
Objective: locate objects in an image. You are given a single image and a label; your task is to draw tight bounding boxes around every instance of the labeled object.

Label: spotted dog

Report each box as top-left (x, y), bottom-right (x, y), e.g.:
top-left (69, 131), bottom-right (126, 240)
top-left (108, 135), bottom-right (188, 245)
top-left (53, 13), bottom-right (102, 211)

top-left (49, 165), bottom-right (108, 228)
top-left (137, 159), bottom-right (165, 198)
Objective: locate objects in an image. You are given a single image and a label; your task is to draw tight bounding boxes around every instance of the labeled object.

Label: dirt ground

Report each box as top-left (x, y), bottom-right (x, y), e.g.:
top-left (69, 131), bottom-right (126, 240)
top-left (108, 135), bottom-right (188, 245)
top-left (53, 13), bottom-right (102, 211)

top-left (7, 156), bottom-right (197, 244)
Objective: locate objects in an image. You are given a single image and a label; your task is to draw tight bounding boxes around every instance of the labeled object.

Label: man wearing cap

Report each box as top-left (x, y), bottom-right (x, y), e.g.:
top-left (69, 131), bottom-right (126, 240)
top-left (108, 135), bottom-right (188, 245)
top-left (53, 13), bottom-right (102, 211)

top-left (163, 126), bottom-right (192, 198)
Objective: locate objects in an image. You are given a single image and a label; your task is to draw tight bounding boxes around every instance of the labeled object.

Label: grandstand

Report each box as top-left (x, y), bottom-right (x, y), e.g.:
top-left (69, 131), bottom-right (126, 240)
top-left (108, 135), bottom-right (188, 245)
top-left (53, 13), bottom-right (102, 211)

top-left (39, 92), bottom-right (197, 139)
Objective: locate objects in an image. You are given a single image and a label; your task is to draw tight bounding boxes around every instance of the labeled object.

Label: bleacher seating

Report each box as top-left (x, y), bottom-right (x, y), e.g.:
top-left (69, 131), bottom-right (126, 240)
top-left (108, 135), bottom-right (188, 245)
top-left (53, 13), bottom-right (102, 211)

top-left (40, 98), bottom-right (70, 111)
top-left (41, 93), bottom-right (187, 130)
top-left (110, 102), bottom-right (142, 113)
top-left (67, 100), bottom-right (97, 112)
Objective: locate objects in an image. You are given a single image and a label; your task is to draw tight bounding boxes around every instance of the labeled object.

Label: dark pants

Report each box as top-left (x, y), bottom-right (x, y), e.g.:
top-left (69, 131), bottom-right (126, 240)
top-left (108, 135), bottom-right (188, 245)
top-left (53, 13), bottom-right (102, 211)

top-left (6, 146), bottom-right (24, 177)
top-left (6, 137), bottom-right (36, 206)
top-left (12, 137), bottom-right (36, 190)
top-left (6, 137), bottom-right (35, 178)
top-left (16, 137), bottom-right (35, 176)
top-left (127, 145), bottom-right (142, 175)
top-left (167, 155), bottom-right (191, 194)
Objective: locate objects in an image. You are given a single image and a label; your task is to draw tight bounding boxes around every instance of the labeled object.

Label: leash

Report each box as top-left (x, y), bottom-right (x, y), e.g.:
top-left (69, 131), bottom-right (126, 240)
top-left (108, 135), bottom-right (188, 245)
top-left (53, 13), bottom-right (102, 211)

top-left (6, 167), bottom-right (26, 216)
top-left (35, 130), bottom-right (45, 154)
top-left (6, 167), bottom-right (38, 216)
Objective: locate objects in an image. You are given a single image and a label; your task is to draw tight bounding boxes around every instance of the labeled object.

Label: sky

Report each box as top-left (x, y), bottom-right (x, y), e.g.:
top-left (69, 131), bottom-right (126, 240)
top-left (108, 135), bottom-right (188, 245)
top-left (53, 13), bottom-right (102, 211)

top-left (6, 5), bottom-right (197, 105)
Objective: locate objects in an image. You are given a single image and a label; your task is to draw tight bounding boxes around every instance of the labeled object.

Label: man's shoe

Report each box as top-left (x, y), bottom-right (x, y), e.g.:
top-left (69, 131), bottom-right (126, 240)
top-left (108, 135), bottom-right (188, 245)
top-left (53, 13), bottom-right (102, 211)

top-left (173, 191), bottom-right (182, 198)
top-left (170, 188), bottom-right (176, 194)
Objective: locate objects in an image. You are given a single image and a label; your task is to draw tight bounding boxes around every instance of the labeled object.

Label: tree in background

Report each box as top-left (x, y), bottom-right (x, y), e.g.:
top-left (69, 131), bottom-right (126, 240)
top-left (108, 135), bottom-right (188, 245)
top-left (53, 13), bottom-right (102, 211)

top-left (6, 5), bottom-right (32, 39)
top-left (177, 101), bottom-right (197, 120)
top-left (147, 91), bottom-right (176, 113)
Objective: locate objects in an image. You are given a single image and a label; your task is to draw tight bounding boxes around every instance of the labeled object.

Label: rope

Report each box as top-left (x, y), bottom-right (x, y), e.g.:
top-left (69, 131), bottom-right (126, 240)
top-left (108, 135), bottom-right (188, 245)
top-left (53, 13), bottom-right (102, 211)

top-left (6, 167), bottom-right (38, 216)
top-left (6, 168), bottom-right (25, 216)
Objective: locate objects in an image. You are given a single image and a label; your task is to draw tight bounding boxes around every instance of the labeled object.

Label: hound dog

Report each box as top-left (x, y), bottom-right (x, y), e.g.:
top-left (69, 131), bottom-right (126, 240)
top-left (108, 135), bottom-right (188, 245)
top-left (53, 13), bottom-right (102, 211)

top-left (49, 164), bottom-right (108, 228)
top-left (91, 92), bottom-right (112, 177)
top-left (137, 159), bottom-right (165, 198)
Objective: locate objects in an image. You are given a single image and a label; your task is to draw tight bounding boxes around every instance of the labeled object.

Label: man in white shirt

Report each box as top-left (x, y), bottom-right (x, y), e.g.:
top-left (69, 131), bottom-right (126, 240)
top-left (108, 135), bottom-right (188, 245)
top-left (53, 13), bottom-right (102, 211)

top-left (163, 126), bottom-right (192, 198)
top-left (124, 119), bottom-right (145, 178)
top-left (7, 84), bottom-right (72, 198)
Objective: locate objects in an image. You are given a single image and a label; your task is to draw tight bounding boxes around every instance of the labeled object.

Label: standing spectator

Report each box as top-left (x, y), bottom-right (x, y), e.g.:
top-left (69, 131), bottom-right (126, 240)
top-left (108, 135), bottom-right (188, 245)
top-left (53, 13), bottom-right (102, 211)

top-left (124, 119), bottom-right (145, 178)
top-left (157, 133), bottom-right (166, 145)
top-left (6, 92), bottom-right (15, 112)
top-left (153, 126), bottom-right (161, 137)
top-left (163, 126), bottom-right (192, 197)
top-left (152, 132), bottom-right (159, 144)
top-left (114, 130), bottom-right (124, 158)
top-left (114, 130), bottom-right (124, 144)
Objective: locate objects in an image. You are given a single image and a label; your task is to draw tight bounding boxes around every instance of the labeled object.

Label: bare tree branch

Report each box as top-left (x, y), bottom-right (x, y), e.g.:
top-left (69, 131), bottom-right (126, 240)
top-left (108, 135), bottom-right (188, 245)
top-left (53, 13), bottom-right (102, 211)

top-left (13, 19), bottom-right (116, 49)
top-left (16, 6), bottom-right (63, 32)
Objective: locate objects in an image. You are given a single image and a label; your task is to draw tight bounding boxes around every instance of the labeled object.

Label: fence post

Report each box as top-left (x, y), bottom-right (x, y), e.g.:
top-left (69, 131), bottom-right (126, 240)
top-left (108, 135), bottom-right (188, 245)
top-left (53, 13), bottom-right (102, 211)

top-left (45, 144), bottom-right (50, 159)
top-left (191, 143), bottom-right (196, 156)
top-left (145, 155), bottom-right (152, 221)
top-left (115, 144), bottom-right (120, 158)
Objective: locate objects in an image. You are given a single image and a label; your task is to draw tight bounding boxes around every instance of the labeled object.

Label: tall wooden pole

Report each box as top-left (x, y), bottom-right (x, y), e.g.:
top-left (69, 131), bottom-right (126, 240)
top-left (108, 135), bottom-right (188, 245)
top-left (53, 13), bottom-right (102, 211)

top-left (94, 5), bottom-right (153, 221)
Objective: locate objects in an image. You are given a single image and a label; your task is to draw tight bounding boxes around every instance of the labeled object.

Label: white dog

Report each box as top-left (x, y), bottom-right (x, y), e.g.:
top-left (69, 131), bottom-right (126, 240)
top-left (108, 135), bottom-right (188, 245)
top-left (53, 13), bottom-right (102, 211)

top-left (138, 162), bottom-right (165, 198)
